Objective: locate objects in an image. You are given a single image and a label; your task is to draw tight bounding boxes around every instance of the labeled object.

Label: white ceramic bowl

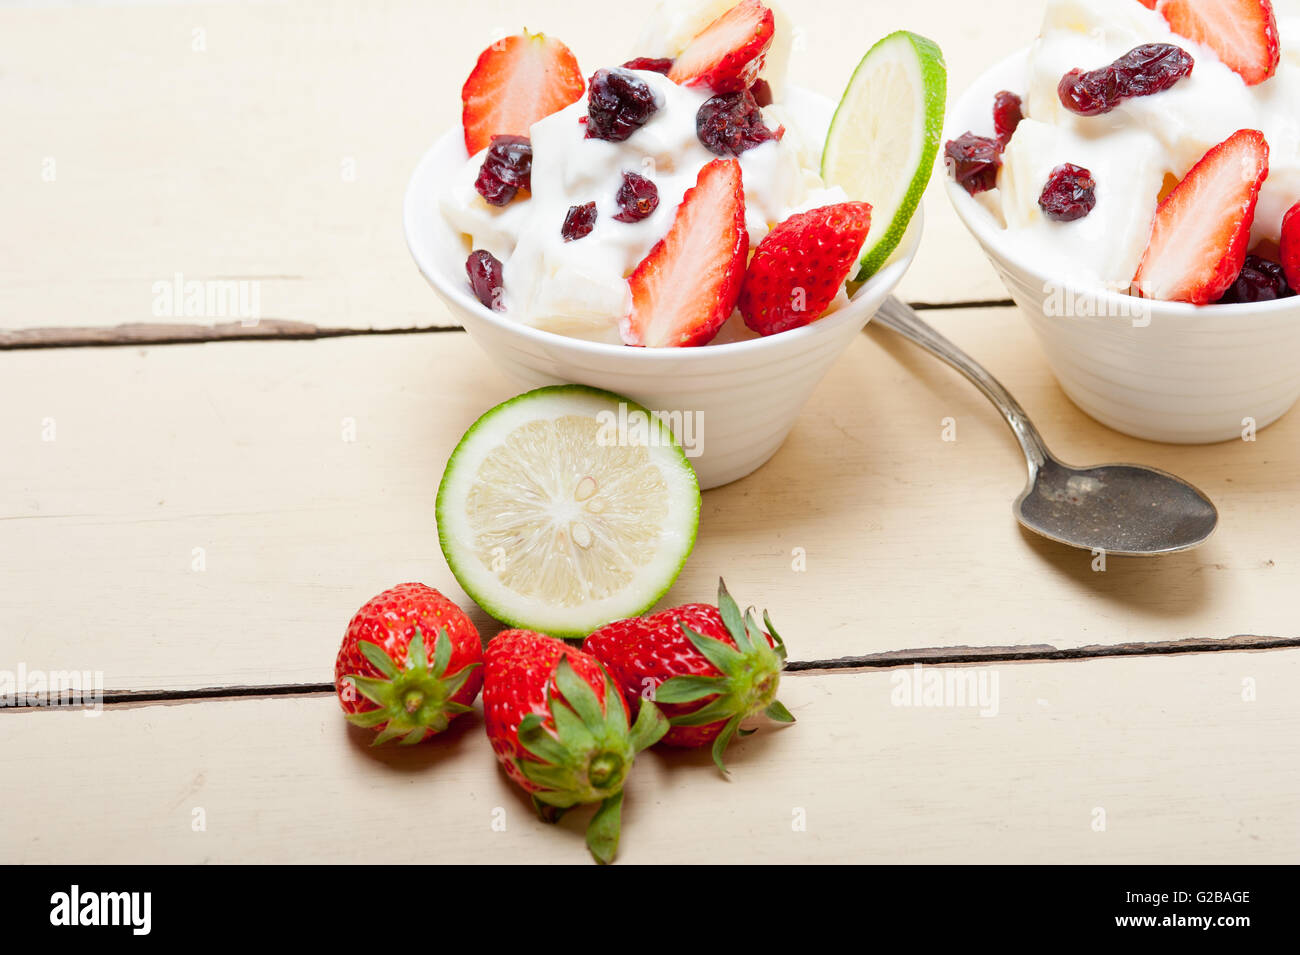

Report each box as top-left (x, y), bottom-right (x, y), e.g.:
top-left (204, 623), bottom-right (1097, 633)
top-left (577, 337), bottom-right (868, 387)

top-left (404, 122), bottom-right (921, 489)
top-left (947, 49), bottom-right (1300, 444)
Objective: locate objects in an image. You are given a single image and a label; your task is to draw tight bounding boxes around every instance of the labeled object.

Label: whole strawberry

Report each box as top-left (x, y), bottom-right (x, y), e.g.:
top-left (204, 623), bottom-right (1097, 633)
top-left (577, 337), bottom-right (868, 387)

top-left (483, 630), bottom-right (667, 864)
top-left (738, 202), bottom-right (873, 336)
top-left (583, 579), bottom-right (794, 774)
top-left (334, 583), bottom-right (483, 745)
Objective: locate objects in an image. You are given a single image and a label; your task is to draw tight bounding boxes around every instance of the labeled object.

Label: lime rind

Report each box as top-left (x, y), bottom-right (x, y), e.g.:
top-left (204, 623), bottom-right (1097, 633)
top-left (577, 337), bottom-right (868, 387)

top-left (436, 384), bottom-right (700, 638)
top-left (822, 30), bottom-right (947, 281)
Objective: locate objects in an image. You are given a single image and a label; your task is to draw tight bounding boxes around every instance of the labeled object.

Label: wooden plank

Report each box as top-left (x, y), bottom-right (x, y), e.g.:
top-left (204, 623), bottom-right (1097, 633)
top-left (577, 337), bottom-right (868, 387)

top-left (0, 0), bottom-right (1015, 341)
top-left (3, 309), bottom-right (1299, 691)
top-left (3, 651), bottom-right (1296, 863)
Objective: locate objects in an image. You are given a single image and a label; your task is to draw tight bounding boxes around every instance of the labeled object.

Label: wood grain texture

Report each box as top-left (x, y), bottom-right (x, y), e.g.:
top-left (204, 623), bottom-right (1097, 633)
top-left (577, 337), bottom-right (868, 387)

top-left (3, 651), bottom-right (1296, 864)
top-left (3, 309), bottom-right (1298, 691)
top-left (0, 0), bottom-right (1014, 341)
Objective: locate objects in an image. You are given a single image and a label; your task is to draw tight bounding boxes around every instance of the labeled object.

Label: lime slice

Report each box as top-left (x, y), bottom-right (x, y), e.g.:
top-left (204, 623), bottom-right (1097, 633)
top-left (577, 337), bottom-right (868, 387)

top-left (436, 385), bottom-right (700, 637)
top-left (821, 30), bottom-right (947, 281)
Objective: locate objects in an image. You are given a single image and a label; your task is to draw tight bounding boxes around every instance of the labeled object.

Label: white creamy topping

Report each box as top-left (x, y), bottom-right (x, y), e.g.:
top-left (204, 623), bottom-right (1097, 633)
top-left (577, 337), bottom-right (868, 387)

top-left (441, 67), bottom-right (837, 342)
top-left (996, 0), bottom-right (1300, 291)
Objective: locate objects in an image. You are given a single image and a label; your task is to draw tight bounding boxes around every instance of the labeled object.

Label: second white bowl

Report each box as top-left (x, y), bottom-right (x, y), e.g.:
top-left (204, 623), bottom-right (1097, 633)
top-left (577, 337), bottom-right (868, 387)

top-left (946, 48), bottom-right (1300, 444)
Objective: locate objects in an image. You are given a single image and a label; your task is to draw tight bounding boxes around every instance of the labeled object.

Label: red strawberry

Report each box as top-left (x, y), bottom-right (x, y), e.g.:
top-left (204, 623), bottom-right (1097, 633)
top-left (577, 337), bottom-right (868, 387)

top-left (1136, 0), bottom-right (1157, 9)
top-left (334, 583), bottom-right (483, 744)
top-left (622, 158), bottom-right (747, 347)
top-left (1133, 129), bottom-right (1269, 304)
top-left (583, 579), bottom-right (794, 774)
top-left (738, 202), bottom-right (873, 336)
top-left (1281, 203), bottom-right (1300, 291)
top-left (1160, 0), bottom-right (1280, 86)
top-left (461, 31), bottom-right (585, 155)
top-left (482, 630), bottom-right (667, 864)
top-left (667, 0), bottom-right (775, 93)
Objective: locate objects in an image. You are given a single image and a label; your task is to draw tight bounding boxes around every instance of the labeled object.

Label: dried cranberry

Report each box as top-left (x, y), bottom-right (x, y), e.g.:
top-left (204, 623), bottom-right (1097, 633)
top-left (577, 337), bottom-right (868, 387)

top-left (473, 134), bottom-right (532, 206)
top-left (944, 132), bottom-right (1001, 195)
top-left (695, 90), bottom-right (777, 156)
top-left (992, 90), bottom-right (1023, 147)
top-left (586, 68), bottom-right (660, 142)
top-left (750, 78), bottom-right (774, 107)
top-left (466, 250), bottom-right (504, 310)
top-left (612, 171), bottom-right (659, 222)
top-left (1058, 43), bottom-right (1193, 116)
top-left (1217, 254), bottom-right (1295, 304)
top-left (561, 201), bottom-right (597, 241)
top-left (621, 56), bottom-right (674, 75)
top-left (1038, 163), bottom-right (1097, 222)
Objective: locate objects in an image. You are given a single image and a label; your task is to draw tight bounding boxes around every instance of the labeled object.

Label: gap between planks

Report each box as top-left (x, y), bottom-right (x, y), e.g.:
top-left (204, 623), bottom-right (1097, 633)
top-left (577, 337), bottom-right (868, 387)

top-left (0, 300), bottom-right (1016, 350)
top-left (5, 635), bottom-right (1297, 712)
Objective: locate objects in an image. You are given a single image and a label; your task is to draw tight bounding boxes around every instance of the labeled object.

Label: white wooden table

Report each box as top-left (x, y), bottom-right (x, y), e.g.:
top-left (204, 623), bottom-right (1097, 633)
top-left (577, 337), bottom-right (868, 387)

top-left (3, 0), bottom-right (1298, 864)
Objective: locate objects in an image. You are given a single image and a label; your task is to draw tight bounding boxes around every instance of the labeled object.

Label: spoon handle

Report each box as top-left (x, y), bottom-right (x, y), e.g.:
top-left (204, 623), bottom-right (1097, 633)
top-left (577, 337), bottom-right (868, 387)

top-left (873, 296), bottom-right (1052, 472)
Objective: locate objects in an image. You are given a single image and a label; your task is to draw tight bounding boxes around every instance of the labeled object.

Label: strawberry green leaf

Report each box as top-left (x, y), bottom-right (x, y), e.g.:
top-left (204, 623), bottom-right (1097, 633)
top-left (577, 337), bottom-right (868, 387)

top-left (372, 723), bottom-right (408, 746)
top-left (628, 698), bottom-right (670, 752)
top-left (554, 656), bottom-right (605, 734)
top-left (531, 795), bottom-right (568, 824)
top-left (710, 714), bottom-right (744, 775)
top-left (343, 707), bottom-right (390, 729)
top-left (762, 609), bottom-right (788, 662)
top-left (528, 785), bottom-right (583, 810)
top-left (406, 628), bottom-right (428, 671)
top-left (669, 695), bottom-right (738, 727)
top-left (716, 578), bottom-right (752, 652)
top-left (347, 675), bottom-right (396, 707)
top-left (550, 690), bottom-right (598, 752)
top-left (678, 623), bottom-right (745, 672)
top-left (520, 761), bottom-right (583, 794)
top-left (655, 674), bottom-right (725, 704)
top-left (517, 713), bottom-right (568, 765)
top-left (586, 790), bottom-right (624, 865)
top-left (766, 700), bottom-right (796, 723)
top-left (358, 640), bottom-right (400, 679)
top-left (601, 671), bottom-right (631, 738)
top-left (431, 627), bottom-right (452, 677)
top-left (442, 663), bottom-right (481, 698)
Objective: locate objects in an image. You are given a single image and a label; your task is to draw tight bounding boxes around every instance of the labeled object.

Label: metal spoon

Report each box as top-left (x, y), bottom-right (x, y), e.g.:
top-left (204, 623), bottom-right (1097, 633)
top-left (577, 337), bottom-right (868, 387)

top-left (871, 296), bottom-right (1217, 556)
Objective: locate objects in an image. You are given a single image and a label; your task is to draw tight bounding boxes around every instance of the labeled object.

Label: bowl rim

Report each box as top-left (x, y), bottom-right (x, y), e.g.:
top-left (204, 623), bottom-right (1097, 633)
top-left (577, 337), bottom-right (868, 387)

top-left (945, 45), bottom-right (1300, 320)
top-left (403, 122), bottom-right (924, 362)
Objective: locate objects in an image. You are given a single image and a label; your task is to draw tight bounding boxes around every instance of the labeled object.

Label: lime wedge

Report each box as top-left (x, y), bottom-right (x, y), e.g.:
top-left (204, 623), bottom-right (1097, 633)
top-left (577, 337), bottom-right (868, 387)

top-left (821, 30), bottom-right (947, 280)
top-left (436, 385), bottom-right (700, 637)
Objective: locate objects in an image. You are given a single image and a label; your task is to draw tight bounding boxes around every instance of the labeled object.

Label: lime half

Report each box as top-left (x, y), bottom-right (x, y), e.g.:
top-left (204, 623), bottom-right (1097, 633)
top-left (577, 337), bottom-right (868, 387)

top-left (436, 385), bottom-right (700, 637)
top-left (821, 30), bottom-right (946, 281)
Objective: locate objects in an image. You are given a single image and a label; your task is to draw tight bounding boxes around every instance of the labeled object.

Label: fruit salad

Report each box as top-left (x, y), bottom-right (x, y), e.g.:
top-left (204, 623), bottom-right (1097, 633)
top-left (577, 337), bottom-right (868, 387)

top-left (945, 0), bottom-right (1300, 305)
top-left (440, 0), bottom-right (942, 345)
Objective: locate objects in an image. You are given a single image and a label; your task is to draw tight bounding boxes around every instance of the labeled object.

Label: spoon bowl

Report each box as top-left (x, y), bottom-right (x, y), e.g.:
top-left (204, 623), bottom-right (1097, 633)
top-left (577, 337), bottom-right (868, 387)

top-left (873, 297), bottom-right (1218, 556)
top-left (1015, 457), bottom-right (1218, 556)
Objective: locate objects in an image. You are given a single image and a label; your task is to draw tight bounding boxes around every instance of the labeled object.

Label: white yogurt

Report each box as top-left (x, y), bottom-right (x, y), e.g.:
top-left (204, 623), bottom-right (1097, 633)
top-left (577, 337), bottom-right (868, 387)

top-left (441, 63), bottom-right (834, 342)
top-left (994, 0), bottom-right (1300, 292)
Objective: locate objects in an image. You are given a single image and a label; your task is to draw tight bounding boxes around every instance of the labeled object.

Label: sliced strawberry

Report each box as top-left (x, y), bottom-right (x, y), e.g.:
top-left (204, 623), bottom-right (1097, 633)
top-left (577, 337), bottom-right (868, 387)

top-left (1136, 0), bottom-right (1157, 9)
top-left (1282, 203), bottom-right (1300, 291)
top-left (622, 159), bottom-right (747, 348)
top-left (461, 31), bottom-right (585, 155)
top-left (667, 0), bottom-right (775, 93)
top-left (738, 203), bottom-right (873, 336)
top-left (1161, 0), bottom-right (1280, 86)
top-left (1133, 129), bottom-right (1269, 305)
